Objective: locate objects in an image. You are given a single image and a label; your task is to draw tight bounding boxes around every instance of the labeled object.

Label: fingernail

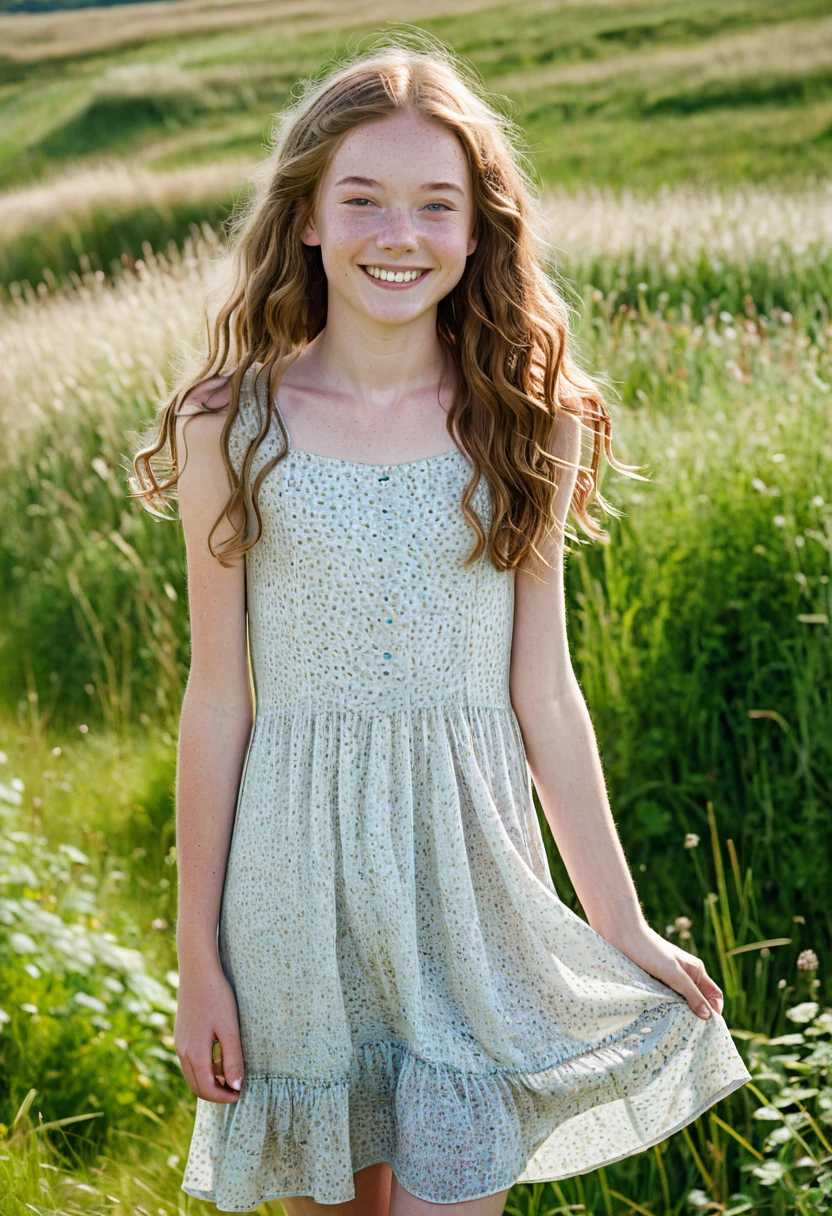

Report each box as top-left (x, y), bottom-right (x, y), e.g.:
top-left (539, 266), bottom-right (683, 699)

top-left (230, 1077), bottom-right (242, 1091)
top-left (699, 1005), bottom-right (711, 1018)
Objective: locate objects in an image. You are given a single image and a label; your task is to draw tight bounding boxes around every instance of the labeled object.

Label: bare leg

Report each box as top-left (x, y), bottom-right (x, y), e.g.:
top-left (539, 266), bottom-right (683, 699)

top-left (279, 1162), bottom-right (393, 1216)
top-left (389, 1174), bottom-right (509, 1216)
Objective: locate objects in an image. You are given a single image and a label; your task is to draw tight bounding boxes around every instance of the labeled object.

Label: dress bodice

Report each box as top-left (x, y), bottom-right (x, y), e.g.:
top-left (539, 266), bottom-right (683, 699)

top-left (229, 365), bottom-right (514, 716)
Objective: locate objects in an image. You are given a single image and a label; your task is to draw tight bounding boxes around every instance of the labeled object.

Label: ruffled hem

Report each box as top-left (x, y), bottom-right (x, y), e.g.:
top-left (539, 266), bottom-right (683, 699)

top-left (181, 996), bottom-right (751, 1210)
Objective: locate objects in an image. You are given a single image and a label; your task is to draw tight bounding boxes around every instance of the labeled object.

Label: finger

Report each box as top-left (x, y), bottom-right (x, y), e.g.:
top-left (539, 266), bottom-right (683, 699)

top-left (679, 957), bottom-right (724, 1017)
top-left (697, 973), bottom-right (724, 1015)
top-left (211, 1038), bottom-right (226, 1086)
top-left (214, 1027), bottom-right (245, 1093)
top-left (669, 965), bottom-right (714, 1020)
top-left (193, 1054), bottom-right (241, 1104)
top-left (179, 1053), bottom-right (200, 1097)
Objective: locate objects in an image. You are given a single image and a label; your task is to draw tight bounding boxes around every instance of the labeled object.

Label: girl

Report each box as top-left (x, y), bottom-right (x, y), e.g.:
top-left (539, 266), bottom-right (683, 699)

top-left (131, 30), bottom-right (750, 1216)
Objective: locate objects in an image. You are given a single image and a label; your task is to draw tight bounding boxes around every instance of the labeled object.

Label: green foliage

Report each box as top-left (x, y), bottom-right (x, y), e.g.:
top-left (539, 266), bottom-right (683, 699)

top-left (737, 1001), bottom-right (832, 1214)
top-left (0, 377), bottom-right (190, 732)
top-left (0, 778), bottom-right (182, 1159)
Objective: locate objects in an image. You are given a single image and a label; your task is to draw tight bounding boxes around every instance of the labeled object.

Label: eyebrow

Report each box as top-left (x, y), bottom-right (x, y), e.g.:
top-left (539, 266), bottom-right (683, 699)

top-left (334, 174), bottom-right (465, 196)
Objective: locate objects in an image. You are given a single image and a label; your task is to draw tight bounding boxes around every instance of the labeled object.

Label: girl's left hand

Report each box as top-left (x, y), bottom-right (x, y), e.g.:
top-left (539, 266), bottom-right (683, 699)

top-left (598, 921), bottom-right (724, 1021)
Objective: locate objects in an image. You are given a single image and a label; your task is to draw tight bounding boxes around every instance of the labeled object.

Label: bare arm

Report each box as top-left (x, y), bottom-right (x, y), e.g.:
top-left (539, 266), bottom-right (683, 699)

top-left (173, 376), bottom-right (252, 1100)
top-left (510, 411), bottom-right (722, 1022)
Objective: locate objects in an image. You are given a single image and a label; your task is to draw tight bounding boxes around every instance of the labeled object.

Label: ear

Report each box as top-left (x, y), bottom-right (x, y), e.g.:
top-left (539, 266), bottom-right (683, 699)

top-left (297, 198), bottom-right (321, 248)
top-left (466, 217), bottom-right (479, 258)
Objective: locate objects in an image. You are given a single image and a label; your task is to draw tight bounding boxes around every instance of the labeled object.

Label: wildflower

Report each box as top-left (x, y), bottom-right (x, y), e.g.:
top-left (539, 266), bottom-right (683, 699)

top-left (796, 949), bottom-right (819, 971)
top-left (684, 833), bottom-right (700, 849)
top-left (675, 915), bottom-right (692, 941)
top-left (151, 918), bottom-right (168, 931)
top-left (786, 1001), bottom-right (818, 1023)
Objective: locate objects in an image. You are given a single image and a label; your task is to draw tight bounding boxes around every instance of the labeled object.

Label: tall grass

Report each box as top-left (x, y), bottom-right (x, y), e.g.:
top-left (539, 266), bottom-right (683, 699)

top-left (2, 1), bottom-right (832, 290)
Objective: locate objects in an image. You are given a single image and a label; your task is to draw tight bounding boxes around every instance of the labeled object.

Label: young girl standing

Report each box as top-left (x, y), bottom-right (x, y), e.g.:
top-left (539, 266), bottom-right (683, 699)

top-left (133, 32), bottom-right (750, 1216)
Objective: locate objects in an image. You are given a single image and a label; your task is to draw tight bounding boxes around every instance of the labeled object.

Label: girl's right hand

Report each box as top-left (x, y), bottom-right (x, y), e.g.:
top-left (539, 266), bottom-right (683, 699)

top-left (174, 960), bottom-right (245, 1103)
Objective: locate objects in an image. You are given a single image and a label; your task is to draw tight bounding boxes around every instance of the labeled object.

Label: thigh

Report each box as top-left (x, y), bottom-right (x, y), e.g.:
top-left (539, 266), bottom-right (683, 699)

top-left (278, 1162), bottom-right (393, 1216)
top-left (389, 1173), bottom-right (509, 1216)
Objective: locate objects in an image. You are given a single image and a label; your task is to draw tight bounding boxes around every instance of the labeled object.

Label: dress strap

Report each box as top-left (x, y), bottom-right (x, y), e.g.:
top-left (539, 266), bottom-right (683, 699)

top-left (271, 389), bottom-right (293, 448)
top-left (248, 364), bottom-right (294, 457)
top-left (251, 361), bottom-right (292, 451)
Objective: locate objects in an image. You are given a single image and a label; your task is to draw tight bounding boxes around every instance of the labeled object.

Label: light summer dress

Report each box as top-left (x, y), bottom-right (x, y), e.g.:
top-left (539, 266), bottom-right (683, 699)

top-left (181, 362), bottom-right (751, 1210)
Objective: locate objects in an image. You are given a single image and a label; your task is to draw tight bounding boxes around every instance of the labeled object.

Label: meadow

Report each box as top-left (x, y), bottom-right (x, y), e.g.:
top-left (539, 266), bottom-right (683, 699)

top-left (1, 1), bottom-right (831, 1214)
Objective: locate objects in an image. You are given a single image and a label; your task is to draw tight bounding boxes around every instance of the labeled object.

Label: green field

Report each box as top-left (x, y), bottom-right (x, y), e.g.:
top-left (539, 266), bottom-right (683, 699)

top-left (1, 2), bottom-right (831, 1214)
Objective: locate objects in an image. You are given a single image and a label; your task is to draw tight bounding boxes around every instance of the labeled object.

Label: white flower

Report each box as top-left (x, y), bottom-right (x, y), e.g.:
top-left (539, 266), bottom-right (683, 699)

top-left (785, 1001), bottom-right (819, 1023)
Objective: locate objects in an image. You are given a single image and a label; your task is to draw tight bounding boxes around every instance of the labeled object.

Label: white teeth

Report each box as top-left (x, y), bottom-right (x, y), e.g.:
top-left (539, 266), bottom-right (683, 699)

top-left (363, 266), bottom-right (426, 283)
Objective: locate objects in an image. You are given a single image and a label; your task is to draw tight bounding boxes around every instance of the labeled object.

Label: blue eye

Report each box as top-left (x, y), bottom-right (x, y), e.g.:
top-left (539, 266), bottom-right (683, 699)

top-left (343, 198), bottom-right (452, 211)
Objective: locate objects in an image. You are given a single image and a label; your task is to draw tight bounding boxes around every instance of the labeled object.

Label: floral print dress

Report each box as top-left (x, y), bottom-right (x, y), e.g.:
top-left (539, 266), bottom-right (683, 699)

top-left (181, 362), bottom-right (751, 1210)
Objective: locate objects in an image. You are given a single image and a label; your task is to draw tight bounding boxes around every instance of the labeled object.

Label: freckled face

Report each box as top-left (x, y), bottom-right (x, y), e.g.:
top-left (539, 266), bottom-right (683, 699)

top-left (300, 108), bottom-right (479, 325)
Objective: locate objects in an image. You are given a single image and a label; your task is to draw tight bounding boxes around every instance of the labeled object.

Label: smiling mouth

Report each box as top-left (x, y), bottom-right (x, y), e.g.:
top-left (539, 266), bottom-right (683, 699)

top-left (361, 265), bottom-right (431, 286)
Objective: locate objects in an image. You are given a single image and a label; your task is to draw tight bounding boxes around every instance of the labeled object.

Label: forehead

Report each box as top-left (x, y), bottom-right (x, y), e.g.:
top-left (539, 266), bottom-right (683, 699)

top-left (322, 110), bottom-right (470, 190)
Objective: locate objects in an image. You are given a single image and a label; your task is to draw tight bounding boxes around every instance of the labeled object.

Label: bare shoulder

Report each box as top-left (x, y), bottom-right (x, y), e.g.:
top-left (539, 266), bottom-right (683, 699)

top-left (176, 372), bottom-right (234, 418)
top-left (174, 374), bottom-right (241, 542)
top-left (174, 372), bottom-right (238, 467)
top-left (553, 407), bottom-right (583, 466)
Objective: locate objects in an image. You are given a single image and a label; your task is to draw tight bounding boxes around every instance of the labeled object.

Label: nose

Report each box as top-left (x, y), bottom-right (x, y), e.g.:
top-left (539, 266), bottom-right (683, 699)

top-left (375, 205), bottom-right (419, 253)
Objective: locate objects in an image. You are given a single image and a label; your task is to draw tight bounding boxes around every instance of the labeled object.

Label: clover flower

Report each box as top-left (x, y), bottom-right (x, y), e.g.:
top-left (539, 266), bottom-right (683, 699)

top-left (796, 949), bottom-right (819, 971)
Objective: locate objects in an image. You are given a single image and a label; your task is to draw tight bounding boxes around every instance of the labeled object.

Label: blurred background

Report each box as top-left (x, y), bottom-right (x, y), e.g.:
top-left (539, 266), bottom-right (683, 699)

top-left (0, 3), bottom-right (830, 1214)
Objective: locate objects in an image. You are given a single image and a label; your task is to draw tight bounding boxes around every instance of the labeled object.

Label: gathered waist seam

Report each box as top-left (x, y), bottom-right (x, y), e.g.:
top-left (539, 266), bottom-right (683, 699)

top-left (252, 699), bottom-right (514, 718)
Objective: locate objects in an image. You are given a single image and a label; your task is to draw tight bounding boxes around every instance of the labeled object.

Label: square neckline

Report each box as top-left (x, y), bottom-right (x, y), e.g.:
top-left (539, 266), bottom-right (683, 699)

top-left (285, 443), bottom-right (466, 471)
top-left (257, 366), bottom-right (464, 470)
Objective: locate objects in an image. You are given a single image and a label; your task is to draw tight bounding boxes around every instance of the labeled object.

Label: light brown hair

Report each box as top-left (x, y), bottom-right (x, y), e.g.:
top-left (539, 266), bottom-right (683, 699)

top-left (128, 28), bottom-right (642, 573)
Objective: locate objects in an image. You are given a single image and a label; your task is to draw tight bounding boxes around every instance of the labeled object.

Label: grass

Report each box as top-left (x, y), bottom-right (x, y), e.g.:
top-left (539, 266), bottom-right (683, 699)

top-left (1, 1), bottom-right (832, 291)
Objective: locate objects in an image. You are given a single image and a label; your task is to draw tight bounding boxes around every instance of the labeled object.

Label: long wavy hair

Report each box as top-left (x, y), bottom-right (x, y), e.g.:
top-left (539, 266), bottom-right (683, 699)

top-left (128, 28), bottom-right (643, 575)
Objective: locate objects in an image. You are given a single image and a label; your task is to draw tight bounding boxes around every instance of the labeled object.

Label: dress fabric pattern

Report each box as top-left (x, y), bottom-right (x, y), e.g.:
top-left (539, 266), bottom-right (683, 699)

top-left (181, 364), bottom-right (751, 1210)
